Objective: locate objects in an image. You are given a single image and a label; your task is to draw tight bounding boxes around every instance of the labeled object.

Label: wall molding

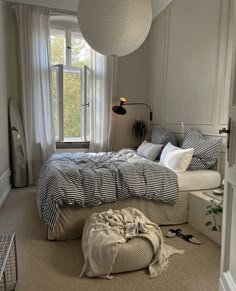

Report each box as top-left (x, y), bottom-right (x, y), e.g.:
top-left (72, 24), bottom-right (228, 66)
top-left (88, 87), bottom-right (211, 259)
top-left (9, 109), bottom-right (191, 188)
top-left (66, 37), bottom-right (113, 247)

top-left (0, 168), bottom-right (11, 207)
top-left (211, 0), bottom-right (224, 126)
top-left (151, 123), bottom-right (228, 138)
top-left (162, 6), bottom-right (170, 125)
top-left (169, 0), bottom-right (220, 125)
top-left (219, 0), bottom-right (230, 125)
top-left (149, 0), bottom-right (229, 129)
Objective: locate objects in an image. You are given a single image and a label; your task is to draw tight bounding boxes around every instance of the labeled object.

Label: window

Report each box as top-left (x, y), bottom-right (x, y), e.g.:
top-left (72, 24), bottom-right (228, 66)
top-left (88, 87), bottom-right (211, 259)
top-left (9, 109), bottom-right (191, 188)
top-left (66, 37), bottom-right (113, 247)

top-left (50, 27), bottom-right (91, 143)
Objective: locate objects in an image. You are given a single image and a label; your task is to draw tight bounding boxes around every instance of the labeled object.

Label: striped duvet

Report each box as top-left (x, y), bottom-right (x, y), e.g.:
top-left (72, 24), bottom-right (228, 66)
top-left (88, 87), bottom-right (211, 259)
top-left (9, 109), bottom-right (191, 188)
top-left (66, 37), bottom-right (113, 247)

top-left (37, 149), bottom-right (179, 231)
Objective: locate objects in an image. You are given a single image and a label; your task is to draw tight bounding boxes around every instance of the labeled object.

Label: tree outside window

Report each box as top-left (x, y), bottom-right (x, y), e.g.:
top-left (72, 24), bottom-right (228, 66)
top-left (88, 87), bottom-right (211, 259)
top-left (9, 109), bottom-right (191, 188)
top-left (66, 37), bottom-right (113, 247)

top-left (50, 28), bottom-right (91, 142)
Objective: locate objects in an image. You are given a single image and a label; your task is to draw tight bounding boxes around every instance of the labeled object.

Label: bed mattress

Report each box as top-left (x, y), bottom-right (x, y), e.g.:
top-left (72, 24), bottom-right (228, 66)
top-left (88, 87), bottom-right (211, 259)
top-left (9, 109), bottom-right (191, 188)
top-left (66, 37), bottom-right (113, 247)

top-left (178, 170), bottom-right (221, 191)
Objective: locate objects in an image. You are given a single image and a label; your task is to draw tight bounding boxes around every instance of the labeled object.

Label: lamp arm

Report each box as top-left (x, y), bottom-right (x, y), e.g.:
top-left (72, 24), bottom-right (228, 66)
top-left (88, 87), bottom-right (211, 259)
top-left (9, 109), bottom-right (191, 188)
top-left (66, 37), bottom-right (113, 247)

top-left (123, 102), bottom-right (151, 111)
top-left (123, 102), bottom-right (153, 121)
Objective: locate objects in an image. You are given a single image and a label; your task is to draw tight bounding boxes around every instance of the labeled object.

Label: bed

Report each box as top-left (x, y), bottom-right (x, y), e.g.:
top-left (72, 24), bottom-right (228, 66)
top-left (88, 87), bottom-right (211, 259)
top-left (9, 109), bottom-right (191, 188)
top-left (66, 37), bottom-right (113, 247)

top-left (37, 128), bottom-right (223, 240)
top-left (37, 147), bottom-right (221, 241)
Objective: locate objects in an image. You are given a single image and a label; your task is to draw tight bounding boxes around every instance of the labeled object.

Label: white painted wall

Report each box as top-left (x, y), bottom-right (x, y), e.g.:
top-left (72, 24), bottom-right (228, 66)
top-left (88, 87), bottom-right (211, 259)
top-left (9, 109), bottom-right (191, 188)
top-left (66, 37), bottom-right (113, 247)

top-left (147, 0), bottom-right (229, 177)
top-left (112, 41), bottom-right (149, 150)
top-left (0, 0), bottom-right (11, 205)
top-left (148, 0), bottom-right (229, 134)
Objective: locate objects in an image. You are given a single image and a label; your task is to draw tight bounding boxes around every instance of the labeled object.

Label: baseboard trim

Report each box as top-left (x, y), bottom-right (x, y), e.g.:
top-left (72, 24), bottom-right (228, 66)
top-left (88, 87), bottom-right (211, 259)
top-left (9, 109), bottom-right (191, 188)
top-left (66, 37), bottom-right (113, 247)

top-left (0, 168), bottom-right (11, 207)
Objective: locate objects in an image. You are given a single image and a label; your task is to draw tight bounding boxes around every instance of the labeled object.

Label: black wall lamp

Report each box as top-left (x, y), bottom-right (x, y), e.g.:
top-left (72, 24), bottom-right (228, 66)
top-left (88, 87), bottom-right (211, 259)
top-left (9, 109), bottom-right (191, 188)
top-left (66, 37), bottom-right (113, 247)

top-left (112, 97), bottom-right (153, 121)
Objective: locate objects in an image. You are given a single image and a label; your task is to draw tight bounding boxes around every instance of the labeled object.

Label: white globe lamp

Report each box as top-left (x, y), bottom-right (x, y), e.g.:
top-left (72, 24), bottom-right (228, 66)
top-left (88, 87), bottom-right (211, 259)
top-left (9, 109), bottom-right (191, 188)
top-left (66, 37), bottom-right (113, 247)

top-left (77, 0), bottom-right (152, 57)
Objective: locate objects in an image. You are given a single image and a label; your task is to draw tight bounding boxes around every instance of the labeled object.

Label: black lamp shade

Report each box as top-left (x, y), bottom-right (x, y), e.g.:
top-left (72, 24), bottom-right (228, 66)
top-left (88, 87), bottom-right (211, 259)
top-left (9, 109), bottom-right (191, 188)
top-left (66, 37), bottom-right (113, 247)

top-left (112, 97), bottom-right (153, 121)
top-left (112, 105), bottom-right (127, 115)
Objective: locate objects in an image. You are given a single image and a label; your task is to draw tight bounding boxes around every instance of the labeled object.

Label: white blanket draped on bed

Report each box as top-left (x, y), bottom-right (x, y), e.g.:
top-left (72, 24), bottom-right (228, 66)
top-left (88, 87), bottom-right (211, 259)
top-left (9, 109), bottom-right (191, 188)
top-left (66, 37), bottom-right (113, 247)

top-left (81, 207), bottom-right (184, 279)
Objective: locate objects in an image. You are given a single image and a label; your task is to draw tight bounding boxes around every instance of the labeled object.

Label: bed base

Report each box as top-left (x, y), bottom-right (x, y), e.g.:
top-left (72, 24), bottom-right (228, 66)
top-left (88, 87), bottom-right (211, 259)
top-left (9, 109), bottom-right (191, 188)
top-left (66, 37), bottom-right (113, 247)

top-left (44, 193), bottom-right (189, 240)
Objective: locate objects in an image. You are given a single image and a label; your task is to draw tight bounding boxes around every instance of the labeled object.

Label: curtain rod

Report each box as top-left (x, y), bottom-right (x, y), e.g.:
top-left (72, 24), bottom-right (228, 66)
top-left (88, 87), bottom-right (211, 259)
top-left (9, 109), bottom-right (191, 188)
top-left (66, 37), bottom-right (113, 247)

top-left (7, 1), bottom-right (77, 16)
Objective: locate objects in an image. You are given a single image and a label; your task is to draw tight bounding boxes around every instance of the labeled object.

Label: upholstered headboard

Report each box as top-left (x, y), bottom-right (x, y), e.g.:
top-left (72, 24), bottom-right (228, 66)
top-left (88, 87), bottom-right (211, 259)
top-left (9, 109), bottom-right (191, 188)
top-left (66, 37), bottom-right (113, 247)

top-left (151, 127), bottom-right (178, 146)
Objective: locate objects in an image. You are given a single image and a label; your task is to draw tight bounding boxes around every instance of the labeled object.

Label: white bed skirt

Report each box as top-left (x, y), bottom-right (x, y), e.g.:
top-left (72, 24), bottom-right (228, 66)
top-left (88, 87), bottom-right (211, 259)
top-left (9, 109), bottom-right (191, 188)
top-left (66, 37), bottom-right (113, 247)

top-left (46, 191), bottom-right (189, 240)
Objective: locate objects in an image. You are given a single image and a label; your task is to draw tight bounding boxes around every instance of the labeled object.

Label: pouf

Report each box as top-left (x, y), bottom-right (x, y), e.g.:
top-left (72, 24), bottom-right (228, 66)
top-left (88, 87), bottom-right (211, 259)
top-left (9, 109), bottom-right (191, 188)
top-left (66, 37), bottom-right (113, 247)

top-left (111, 237), bottom-right (153, 274)
top-left (80, 207), bottom-right (183, 279)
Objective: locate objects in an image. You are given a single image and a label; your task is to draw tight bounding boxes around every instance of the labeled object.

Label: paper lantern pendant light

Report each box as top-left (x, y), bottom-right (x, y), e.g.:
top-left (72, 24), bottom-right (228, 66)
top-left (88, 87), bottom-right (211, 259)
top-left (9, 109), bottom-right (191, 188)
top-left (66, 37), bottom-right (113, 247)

top-left (77, 0), bottom-right (152, 57)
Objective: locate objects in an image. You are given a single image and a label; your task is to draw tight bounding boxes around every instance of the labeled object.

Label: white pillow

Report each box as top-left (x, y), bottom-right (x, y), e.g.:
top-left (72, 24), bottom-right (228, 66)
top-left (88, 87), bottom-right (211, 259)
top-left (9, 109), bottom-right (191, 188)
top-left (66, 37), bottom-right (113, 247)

top-left (137, 141), bottom-right (163, 161)
top-left (160, 142), bottom-right (194, 173)
top-left (160, 143), bottom-right (180, 163)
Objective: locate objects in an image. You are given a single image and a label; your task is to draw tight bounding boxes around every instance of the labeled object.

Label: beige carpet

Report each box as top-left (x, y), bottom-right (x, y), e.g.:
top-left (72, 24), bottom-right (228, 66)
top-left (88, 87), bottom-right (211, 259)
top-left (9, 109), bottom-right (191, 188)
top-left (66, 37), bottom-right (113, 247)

top-left (0, 187), bottom-right (221, 291)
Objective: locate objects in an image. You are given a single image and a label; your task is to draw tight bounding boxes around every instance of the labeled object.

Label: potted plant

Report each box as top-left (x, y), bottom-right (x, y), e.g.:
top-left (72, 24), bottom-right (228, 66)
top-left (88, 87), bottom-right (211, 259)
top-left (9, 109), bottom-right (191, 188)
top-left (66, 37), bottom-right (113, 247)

top-left (132, 119), bottom-right (148, 145)
top-left (205, 199), bottom-right (223, 232)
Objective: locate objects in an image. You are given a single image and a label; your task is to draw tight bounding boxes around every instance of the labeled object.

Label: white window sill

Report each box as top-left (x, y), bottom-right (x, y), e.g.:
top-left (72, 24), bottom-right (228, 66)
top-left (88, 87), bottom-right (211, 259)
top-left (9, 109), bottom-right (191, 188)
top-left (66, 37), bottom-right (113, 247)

top-left (56, 141), bottom-right (89, 149)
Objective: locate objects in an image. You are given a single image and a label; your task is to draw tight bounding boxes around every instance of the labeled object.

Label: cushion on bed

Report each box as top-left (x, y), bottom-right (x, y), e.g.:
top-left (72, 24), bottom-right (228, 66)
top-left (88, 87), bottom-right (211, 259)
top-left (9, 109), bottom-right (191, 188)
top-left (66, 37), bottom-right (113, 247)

top-left (151, 128), bottom-right (178, 146)
top-left (160, 143), bottom-right (193, 173)
top-left (137, 140), bottom-right (163, 160)
top-left (182, 128), bottom-right (222, 170)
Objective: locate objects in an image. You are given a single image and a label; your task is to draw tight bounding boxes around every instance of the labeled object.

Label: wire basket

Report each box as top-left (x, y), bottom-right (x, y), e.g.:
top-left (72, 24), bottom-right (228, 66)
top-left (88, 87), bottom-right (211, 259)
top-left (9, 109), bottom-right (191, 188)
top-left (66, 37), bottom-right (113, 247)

top-left (0, 233), bottom-right (18, 291)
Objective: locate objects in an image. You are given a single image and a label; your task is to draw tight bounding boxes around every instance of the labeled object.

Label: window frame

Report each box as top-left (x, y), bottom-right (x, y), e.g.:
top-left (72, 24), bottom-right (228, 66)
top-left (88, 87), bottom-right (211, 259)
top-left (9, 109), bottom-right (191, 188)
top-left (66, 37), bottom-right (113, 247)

top-left (49, 25), bottom-right (90, 148)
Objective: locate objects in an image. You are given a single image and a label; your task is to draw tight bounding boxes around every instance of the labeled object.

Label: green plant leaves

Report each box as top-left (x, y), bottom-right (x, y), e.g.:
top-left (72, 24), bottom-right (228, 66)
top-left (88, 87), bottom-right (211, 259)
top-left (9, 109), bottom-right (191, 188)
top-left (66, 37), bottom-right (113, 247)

top-left (205, 210), bottom-right (212, 215)
top-left (132, 120), bottom-right (147, 144)
top-left (205, 198), bottom-right (223, 232)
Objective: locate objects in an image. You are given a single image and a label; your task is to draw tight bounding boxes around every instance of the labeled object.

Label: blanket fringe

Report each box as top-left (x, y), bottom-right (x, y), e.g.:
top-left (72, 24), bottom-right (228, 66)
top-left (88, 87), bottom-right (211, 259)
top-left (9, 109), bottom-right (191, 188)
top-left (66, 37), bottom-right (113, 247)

top-left (149, 245), bottom-right (184, 279)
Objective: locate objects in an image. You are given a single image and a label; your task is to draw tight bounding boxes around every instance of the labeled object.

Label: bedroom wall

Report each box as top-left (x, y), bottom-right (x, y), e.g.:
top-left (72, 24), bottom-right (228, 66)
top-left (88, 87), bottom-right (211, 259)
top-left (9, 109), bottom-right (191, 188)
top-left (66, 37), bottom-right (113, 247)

top-left (112, 41), bottom-right (149, 151)
top-left (0, 0), bottom-right (11, 206)
top-left (147, 0), bottom-right (230, 177)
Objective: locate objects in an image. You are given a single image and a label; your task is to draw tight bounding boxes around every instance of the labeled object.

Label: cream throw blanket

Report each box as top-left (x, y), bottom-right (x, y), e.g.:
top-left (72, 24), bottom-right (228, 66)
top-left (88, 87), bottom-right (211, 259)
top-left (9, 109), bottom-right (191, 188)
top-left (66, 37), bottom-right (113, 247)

top-left (81, 207), bottom-right (184, 279)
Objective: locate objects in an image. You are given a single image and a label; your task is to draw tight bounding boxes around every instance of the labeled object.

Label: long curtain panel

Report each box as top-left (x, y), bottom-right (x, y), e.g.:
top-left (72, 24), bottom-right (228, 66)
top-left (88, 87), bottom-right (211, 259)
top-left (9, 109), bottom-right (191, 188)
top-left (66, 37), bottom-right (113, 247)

top-left (89, 51), bottom-right (118, 152)
top-left (15, 5), bottom-right (55, 184)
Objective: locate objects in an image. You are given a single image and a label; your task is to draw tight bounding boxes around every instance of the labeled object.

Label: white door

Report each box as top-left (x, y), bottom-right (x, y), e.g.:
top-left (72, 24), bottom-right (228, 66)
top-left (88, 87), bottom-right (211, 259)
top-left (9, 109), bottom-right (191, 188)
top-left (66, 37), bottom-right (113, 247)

top-left (220, 0), bottom-right (236, 290)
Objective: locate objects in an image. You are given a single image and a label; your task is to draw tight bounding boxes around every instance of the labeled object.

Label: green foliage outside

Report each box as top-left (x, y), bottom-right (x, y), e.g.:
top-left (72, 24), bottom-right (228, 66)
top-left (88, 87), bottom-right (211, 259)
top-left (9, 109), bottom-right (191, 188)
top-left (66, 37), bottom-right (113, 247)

top-left (50, 30), bottom-right (90, 140)
top-left (71, 34), bottom-right (90, 67)
top-left (50, 32), bottom-right (65, 65)
top-left (63, 72), bottom-right (81, 138)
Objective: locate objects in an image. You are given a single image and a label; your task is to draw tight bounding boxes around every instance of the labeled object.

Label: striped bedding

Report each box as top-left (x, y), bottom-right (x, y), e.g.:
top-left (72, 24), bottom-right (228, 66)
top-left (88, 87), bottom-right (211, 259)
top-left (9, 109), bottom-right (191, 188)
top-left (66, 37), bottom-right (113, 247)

top-left (37, 149), bottom-right (179, 231)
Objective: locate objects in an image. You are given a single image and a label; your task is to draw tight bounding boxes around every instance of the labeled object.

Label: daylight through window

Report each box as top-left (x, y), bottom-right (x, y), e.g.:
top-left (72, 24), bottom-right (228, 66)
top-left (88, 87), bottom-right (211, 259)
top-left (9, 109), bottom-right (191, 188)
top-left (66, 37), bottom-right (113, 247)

top-left (50, 27), bottom-right (91, 143)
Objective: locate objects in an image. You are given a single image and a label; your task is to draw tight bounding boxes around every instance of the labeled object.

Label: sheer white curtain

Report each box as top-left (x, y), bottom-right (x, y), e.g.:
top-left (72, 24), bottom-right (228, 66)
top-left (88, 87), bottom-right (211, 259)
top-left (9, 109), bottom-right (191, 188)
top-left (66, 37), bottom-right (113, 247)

top-left (15, 5), bottom-right (55, 184)
top-left (89, 51), bottom-right (118, 152)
